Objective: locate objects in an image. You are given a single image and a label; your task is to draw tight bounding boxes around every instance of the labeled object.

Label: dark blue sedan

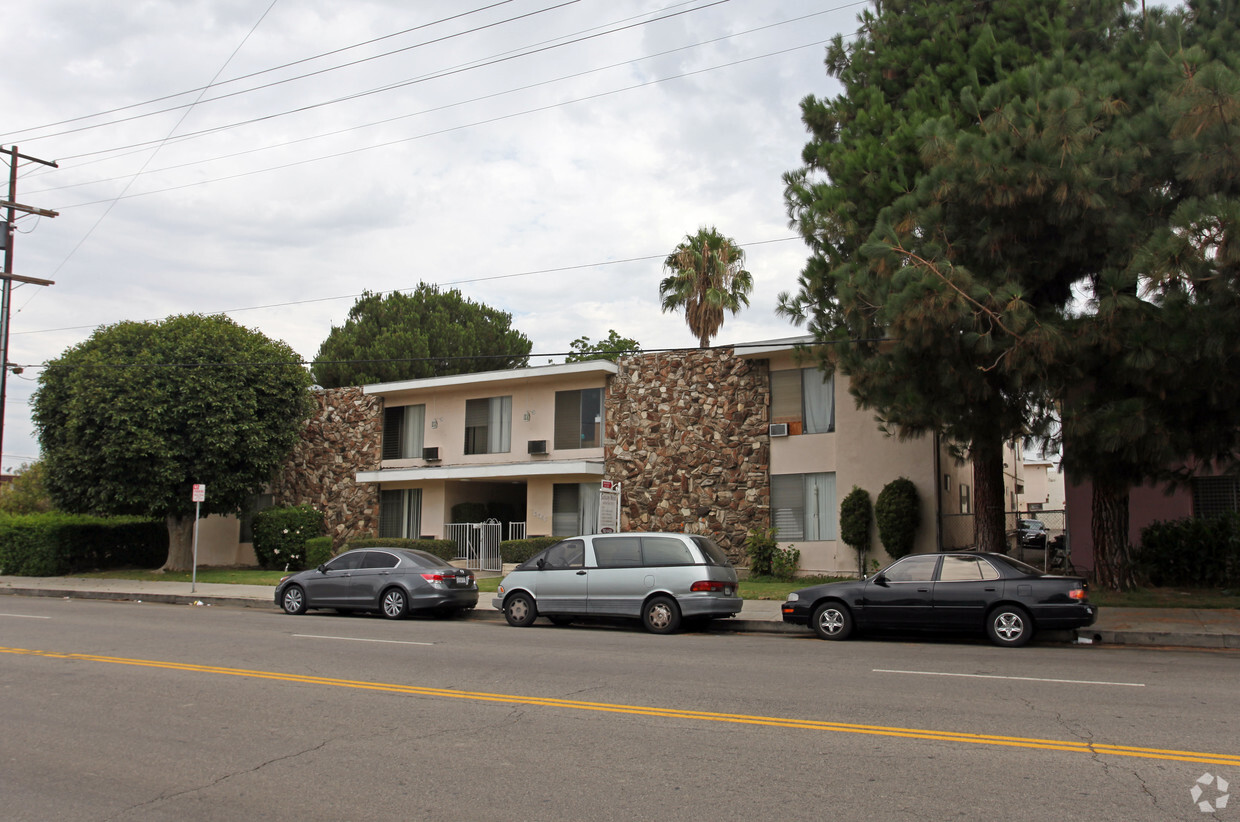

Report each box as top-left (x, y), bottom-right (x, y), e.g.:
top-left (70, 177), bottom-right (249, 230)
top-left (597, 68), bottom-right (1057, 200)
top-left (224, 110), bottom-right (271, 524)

top-left (781, 552), bottom-right (1096, 647)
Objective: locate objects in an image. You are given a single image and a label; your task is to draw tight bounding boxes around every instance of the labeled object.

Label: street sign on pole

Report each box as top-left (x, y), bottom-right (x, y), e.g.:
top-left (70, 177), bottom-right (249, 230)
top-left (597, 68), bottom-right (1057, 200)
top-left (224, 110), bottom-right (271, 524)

top-left (191, 485), bottom-right (205, 592)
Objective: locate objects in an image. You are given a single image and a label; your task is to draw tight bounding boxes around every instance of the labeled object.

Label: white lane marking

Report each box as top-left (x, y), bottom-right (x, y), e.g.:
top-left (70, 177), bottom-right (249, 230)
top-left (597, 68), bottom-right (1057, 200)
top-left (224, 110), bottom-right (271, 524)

top-left (0, 613), bottom-right (52, 619)
top-left (874, 669), bottom-right (1145, 687)
top-left (293, 634), bottom-right (435, 646)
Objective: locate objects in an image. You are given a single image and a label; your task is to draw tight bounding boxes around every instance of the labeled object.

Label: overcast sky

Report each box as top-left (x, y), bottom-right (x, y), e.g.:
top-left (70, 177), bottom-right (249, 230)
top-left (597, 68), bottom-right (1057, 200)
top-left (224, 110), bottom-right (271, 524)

top-left (0, 0), bottom-right (868, 470)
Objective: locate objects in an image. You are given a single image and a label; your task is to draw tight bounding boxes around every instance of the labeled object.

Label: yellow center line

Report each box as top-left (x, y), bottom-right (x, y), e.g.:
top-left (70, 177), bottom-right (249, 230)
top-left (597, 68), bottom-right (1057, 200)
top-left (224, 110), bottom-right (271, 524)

top-left (5, 645), bottom-right (1238, 767)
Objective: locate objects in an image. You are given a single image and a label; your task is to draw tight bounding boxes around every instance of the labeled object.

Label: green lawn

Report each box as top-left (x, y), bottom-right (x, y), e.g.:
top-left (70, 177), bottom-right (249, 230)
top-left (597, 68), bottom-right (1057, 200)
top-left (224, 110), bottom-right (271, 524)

top-left (71, 568), bottom-right (1240, 608)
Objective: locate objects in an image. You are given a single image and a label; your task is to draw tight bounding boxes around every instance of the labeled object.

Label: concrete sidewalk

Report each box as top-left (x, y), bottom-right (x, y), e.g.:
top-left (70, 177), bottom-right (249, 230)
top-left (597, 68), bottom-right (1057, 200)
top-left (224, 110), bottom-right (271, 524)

top-left (2, 575), bottom-right (1238, 649)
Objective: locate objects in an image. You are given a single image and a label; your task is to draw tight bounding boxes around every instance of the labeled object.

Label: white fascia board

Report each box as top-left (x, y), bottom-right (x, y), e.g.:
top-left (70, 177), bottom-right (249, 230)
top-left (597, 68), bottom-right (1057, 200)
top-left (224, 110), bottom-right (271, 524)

top-left (363, 360), bottom-right (618, 396)
top-left (357, 459), bottom-right (605, 484)
top-left (733, 335), bottom-right (818, 358)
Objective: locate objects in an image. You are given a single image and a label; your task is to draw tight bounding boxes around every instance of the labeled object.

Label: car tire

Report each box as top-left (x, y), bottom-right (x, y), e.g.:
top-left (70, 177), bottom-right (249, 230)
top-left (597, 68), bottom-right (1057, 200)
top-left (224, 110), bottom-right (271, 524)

top-left (504, 592), bottom-right (538, 627)
top-left (548, 616), bottom-right (573, 626)
top-left (380, 587), bottom-right (408, 620)
top-left (280, 585), bottom-right (307, 615)
top-left (811, 601), bottom-right (853, 641)
top-left (642, 595), bottom-right (681, 634)
top-left (987, 604), bottom-right (1033, 647)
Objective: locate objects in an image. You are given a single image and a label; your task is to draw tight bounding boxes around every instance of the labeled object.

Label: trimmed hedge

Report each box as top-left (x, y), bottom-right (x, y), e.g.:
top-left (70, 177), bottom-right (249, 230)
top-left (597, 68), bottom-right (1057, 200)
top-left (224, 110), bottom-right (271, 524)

top-left (303, 536), bottom-right (333, 569)
top-left (0, 513), bottom-right (166, 576)
top-left (1138, 514), bottom-right (1240, 588)
top-left (252, 505), bottom-right (325, 571)
top-left (500, 536), bottom-right (564, 565)
top-left (344, 537), bottom-right (459, 562)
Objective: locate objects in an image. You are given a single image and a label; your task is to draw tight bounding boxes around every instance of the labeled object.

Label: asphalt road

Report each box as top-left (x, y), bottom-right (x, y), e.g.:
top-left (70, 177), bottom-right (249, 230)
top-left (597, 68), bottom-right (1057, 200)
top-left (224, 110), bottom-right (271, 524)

top-left (1, 598), bottom-right (1237, 822)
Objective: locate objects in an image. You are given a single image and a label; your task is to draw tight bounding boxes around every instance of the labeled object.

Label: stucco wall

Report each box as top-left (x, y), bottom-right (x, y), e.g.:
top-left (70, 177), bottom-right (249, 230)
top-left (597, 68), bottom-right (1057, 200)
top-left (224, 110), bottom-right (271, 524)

top-left (606, 349), bottom-right (769, 559)
top-left (269, 386), bottom-right (382, 548)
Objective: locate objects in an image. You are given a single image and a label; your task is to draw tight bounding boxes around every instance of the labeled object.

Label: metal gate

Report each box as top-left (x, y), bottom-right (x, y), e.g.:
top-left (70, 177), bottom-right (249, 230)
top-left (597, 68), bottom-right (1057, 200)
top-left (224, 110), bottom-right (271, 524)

top-left (446, 519), bottom-right (503, 572)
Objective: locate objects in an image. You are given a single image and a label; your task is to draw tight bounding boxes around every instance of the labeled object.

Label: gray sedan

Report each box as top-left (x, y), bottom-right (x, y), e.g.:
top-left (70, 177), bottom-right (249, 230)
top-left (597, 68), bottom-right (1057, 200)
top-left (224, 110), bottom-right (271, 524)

top-left (275, 547), bottom-right (478, 619)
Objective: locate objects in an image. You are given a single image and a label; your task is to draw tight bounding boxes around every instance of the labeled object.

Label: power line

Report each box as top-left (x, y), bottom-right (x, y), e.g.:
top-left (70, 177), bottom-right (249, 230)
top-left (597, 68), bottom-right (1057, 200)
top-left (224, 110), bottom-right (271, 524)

top-left (14, 236), bottom-right (801, 337)
top-left (0, 0), bottom-right (523, 140)
top-left (28, 8), bottom-right (835, 193)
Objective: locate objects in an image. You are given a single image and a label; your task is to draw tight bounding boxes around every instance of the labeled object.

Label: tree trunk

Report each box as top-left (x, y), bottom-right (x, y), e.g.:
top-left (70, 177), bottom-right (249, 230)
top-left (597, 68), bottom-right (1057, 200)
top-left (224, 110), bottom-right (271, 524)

top-left (162, 514), bottom-right (195, 572)
top-left (972, 439), bottom-right (1007, 553)
top-left (1091, 481), bottom-right (1136, 591)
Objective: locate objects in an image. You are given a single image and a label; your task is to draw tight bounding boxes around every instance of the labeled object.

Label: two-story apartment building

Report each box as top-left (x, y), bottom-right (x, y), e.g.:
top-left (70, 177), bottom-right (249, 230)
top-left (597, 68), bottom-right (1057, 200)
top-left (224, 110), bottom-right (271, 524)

top-left (355, 360), bottom-right (617, 541)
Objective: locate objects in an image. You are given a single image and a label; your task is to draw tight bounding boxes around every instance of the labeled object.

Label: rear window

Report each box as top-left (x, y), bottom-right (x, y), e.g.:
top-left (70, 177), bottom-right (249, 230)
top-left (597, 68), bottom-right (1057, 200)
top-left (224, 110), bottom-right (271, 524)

top-left (402, 549), bottom-right (453, 568)
top-left (690, 536), bottom-right (732, 567)
top-left (989, 554), bottom-right (1043, 576)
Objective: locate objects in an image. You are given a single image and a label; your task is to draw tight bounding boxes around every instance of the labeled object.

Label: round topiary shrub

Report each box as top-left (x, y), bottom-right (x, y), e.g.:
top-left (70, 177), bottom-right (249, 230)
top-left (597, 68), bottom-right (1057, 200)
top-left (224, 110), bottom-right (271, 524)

top-left (875, 478), bottom-right (920, 559)
top-left (839, 486), bottom-right (872, 576)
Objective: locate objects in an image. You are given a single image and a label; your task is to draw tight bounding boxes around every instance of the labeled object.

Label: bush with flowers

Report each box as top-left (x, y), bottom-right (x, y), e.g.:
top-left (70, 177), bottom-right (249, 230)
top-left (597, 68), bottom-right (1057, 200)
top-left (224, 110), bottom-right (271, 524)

top-left (252, 505), bottom-right (325, 571)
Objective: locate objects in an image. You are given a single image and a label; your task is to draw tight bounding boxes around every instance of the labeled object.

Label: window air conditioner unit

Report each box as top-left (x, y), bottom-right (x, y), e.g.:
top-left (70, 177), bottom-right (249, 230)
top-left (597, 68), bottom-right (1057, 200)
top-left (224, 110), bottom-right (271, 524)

top-left (769, 423), bottom-right (790, 438)
top-left (422, 447), bottom-right (441, 462)
top-left (528, 439), bottom-right (549, 455)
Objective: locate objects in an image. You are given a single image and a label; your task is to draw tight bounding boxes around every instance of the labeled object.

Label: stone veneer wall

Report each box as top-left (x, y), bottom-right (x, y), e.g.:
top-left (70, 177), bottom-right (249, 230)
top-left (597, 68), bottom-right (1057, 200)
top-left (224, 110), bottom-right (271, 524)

top-left (606, 349), bottom-right (770, 560)
top-left (269, 386), bottom-right (382, 548)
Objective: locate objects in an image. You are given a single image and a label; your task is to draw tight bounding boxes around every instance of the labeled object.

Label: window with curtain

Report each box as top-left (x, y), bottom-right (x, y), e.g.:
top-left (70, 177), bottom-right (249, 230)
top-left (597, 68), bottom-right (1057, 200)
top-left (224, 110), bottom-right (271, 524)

top-left (771, 472), bottom-right (837, 541)
top-left (554, 388), bottom-right (603, 449)
top-left (552, 482), bottom-right (601, 535)
top-left (379, 488), bottom-right (422, 538)
top-left (770, 368), bottom-right (834, 434)
top-left (464, 396), bottom-right (511, 455)
top-left (382, 404), bottom-right (425, 460)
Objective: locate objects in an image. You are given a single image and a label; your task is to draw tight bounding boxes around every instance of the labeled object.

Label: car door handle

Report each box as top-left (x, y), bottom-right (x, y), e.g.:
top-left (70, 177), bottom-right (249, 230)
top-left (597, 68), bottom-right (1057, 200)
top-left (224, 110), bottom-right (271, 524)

top-left (917, 587), bottom-right (929, 592)
top-left (576, 570), bottom-right (587, 575)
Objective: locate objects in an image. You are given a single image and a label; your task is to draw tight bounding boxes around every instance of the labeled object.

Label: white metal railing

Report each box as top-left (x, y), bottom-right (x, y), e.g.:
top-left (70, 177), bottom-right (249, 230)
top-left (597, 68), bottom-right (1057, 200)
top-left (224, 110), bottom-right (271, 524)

top-left (446, 519), bottom-right (507, 572)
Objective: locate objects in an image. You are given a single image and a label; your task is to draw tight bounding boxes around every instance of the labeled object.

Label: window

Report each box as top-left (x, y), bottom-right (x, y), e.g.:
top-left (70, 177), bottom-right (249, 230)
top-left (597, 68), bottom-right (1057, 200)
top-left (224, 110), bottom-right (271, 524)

top-left (382, 404), bottom-right (425, 460)
top-left (593, 536), bottom-right (642, 567)
top-left (361, 551), bottom-right (399, 569)
top-left (552, 482), bottom-right (600, 536)
top-left (938, 555), bottom-right (1000, 582)
top-left (542, 539), bottom-right (585, 569)
top-left (379, 489), bottom-right (422, 539)
top-left (554, 388), bottom-right (603, 450)
top-left (959, 483), bottom-right (971, 514)
top-left (1192, 476), bottom-right (1240, 519)
top-left (464, 396), bottom-right (511, 455)
top-left (770, 367), bottom-right (835, 434)
top-left (883, 555), bottom-right (939, 582)
top-left (640, 536), bottom-right (694, 566)
top-left (771, 472), bottom-right (837, 541)
top-left (325, 551), bottom-right (365, 572)
top-left (239, 492), bottom-right (274, 543)
top-left (944, 474), bottom-right (951, 491)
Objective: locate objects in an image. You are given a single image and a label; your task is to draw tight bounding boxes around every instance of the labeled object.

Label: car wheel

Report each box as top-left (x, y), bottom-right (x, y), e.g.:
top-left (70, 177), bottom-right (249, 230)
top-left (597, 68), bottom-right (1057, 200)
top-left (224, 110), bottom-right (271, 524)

top-left (987, 604), bottom-right (1033, 647)
top-left (380, 587), bottom-right (408, 620)
top-left (548, 616), bottom-right (573, 627)
top-left (811, 601), bottom-right (853, 640)
top-left (280, 585), bottom-right (307, 615)
top-left (642, 595), bottom-right (681, 634)
top-left (504, 592), bottom-right (538, 627)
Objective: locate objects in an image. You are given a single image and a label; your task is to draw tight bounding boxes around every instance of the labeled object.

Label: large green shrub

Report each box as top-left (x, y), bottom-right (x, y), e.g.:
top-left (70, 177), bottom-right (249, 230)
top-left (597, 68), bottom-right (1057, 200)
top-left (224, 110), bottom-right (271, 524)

top-left (0, 513), bottom-right (165, 576)
top-left (345, 537), bottom-right (458, 562)
top-left (1137, 514), bottom-right (1240, 588)
top-left (252, 505), bottom-right (325, 571)
top-left (875, 478), bottom-right (920, 559)
top-left (839, 486), bottom-right (873, 576)
top-left (500, 536), bottom-right (564, 565)
top-left (744, 528), bottom-right (779, 576)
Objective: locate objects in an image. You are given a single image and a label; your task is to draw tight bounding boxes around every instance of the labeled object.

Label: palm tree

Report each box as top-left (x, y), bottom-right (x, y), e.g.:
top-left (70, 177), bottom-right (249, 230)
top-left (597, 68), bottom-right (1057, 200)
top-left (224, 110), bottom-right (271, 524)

top-left (659, 227), bottom-right (753, 348)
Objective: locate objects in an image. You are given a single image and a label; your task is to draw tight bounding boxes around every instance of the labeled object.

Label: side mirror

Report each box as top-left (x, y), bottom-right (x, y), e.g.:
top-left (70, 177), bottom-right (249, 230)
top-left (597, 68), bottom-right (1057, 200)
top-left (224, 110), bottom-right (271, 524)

top-left (873, 573), bottom-right (889, 587)
top-left (317, 564), bottom-right (327, 573)
top-left (536, 557), bottom-right (546, 570)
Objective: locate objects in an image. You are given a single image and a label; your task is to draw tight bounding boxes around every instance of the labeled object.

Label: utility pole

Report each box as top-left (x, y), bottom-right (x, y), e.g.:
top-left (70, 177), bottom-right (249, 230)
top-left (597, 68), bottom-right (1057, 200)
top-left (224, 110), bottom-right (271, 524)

top-left (2, 145), bottom-right (58, 472)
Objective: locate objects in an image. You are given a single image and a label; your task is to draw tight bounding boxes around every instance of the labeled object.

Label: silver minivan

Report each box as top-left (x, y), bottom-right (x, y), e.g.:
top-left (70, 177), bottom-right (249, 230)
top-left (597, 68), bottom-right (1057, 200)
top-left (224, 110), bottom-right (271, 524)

top-left (492, 532), bottom-right (742, 634)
